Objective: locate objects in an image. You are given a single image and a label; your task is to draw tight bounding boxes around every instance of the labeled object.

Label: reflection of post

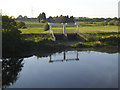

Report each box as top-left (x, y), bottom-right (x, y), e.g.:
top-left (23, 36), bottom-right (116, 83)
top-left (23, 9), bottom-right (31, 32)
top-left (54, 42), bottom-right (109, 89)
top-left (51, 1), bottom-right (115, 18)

top-left (50, 55), bottom-right (51, 61)
top-left (63, 51), bottom-right (66, 60)
top-left (49, 55), bottom-right (53, 63)
top-left (76, 51), bottom-right (79, 60)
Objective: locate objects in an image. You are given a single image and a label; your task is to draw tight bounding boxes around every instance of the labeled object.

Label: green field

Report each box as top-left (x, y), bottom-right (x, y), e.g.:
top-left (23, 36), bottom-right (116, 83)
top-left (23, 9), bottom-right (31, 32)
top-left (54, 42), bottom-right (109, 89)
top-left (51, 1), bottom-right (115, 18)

top-left (19, 21), bottom-right (118, 34)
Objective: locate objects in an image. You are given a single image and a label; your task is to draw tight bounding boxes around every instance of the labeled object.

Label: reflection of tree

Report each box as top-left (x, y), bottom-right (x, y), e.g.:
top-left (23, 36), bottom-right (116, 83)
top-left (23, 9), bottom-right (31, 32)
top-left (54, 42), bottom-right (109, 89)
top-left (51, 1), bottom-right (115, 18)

top-left (77, 46), bottom-right (119, 54)
top-left (2, 58), bottom-right (24, 88)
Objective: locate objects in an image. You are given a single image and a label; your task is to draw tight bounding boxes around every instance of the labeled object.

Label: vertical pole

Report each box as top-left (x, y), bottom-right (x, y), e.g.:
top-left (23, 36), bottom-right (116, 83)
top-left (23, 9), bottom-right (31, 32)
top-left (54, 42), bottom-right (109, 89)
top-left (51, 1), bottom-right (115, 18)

top-left (76, 51), bottom-right (79, 60)
top-left (77, 25), bottom-right (79, 33)
top-left (63, 51), bottom-right (66, 60)
top-left (63, 25), bottom-right (66, 34)
top-left (50, 25), bottom-right (52, 31)
top-left (50, 55), bottom-right (51, 61)
top-left (77, 51), bottom-right (78, 59)
top-left (49, 23), bottom-right (56, 40)
top-left (49, 55), bottom-right (53, 63)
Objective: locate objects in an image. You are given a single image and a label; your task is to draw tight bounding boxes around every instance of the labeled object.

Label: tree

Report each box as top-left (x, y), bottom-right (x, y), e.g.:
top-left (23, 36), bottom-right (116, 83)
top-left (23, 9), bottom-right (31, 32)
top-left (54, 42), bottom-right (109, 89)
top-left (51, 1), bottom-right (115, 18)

top-left (69, 16), bottom-right (74, 23)
top-left (100, 21), bottom-right (108, 26)
top-left (106, 17), bottom-right (112, 22)
top-left (114, 21), bottom-right (120, 26)
top-left (47, 16), bottom-right (54, 23)
top-left (17, 15), bottom-right (23, 19)
top-left (55, 15), bottom-right (74, 23)
top-left (24, 16), bottom-right (27, 19)
top-left (38, 13), bottom-right (41, 22)
top-left (113, 17), bottom-right (118, 21)
top-left (108, 20), bottom-right (115, 25)
top-left (41, 12), bottom-right (46, 20)
top-left (2, 16), bottom-right (22, 54)
top-left (38, 12), bottom-right (46, 23)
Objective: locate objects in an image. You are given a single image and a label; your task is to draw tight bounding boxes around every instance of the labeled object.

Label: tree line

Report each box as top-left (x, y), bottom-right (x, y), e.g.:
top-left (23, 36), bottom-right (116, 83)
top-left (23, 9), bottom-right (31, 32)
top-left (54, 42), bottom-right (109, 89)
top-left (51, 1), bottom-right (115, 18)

top-left (17, 12), bottom-right (75, 23)
top-left (75, 17), bottom-right (119, 22)
top-left (16, 12), bottom-right (120, 26)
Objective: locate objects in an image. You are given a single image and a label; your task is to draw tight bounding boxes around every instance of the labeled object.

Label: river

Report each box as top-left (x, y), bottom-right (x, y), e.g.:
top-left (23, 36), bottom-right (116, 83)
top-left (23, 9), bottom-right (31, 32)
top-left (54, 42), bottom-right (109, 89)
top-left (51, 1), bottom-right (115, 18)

top-left (2, 49), bottom-right (118, 88)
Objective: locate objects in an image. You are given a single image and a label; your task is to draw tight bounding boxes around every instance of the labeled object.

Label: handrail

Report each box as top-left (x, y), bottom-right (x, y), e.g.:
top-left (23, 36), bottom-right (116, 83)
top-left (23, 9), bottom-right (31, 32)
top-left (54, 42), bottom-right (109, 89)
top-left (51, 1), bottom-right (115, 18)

top-left (50, 30), bottom-right (56, 40)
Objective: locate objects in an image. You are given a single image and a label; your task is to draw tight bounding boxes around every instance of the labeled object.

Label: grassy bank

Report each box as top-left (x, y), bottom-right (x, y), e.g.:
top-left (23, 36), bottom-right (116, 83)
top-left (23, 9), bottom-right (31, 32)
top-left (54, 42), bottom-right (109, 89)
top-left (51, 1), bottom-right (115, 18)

top-left (72, 34), bottom-right (120, 48)
top-left (19, 21), bottom-right (119, 49)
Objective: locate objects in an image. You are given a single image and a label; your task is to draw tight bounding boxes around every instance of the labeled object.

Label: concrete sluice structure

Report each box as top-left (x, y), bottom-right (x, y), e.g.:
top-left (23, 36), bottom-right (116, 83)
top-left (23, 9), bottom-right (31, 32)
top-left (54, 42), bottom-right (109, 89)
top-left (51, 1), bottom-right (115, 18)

top-left (54, 33), bottom-right (87, 41)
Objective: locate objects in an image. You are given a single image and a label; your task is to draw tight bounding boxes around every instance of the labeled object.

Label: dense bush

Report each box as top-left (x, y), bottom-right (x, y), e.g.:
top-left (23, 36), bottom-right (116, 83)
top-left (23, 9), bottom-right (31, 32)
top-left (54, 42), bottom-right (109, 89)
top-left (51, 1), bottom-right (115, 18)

top-left (100, 35), bottom-right (120, 46)
top-left (100, 21), bottom-right (108, 26)
top-left (17, 21), bottom-right (27, 28)
top-left (40, 19), bottom-right (45, 23)
top-left (108, 20), bottom-right (120, 26)
top-left (44, 22), bottom-right (50, 31)
top-left (86, 34), bottom-right (100, 41)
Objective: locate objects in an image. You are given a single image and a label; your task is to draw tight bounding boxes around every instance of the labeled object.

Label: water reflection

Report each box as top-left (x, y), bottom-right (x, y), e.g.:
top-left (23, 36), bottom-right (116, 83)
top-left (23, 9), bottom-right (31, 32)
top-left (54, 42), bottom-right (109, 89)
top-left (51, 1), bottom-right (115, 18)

top-left (2, 47), bottom-right (119, 88)
top-left (2, 58), bottom-right (24, 88)
top-left (49, 51), bottom-right (79, 63)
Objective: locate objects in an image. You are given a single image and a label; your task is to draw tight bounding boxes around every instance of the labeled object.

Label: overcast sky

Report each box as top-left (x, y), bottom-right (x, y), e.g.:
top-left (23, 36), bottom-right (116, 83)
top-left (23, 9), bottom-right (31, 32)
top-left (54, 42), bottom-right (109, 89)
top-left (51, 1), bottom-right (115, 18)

top-left (0, 0), bottom-right (119, 18)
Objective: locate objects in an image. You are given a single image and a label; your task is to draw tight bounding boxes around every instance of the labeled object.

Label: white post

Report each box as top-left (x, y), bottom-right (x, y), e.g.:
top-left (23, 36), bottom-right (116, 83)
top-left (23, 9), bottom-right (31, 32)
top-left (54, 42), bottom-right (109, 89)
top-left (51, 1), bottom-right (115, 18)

top-left (50, 25), bottom-right (52, 31)
top-left (63, 25), bottom-right (66, 34)
top-left (61, 23), bottom-right (67, 34)
top-left (77, 25), bottom-right (79, 32)
top-left (75, 23), bottom-right (80, 33)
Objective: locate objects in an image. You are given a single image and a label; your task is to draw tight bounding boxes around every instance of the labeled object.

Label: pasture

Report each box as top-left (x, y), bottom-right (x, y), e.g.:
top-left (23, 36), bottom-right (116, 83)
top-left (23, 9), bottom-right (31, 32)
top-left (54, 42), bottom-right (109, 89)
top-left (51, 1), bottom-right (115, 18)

top-left (19, 21), bottom-right (118, 34)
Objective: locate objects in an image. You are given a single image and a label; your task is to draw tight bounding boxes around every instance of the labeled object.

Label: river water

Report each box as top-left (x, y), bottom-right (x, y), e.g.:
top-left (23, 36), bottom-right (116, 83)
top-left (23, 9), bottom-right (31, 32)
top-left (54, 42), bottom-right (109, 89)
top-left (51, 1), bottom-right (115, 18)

top-left (3, 50), bottom-right (118, 88)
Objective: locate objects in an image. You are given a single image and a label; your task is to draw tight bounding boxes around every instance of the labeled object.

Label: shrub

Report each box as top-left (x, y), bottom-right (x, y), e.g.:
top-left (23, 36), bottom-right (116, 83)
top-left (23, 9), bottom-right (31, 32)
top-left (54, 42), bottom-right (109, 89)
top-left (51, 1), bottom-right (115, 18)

top-left (100, 21), bottom-right (108, 26)
top-left (40, 19), bottom-right (46, 23)
top-left (108, 20), bottom-right (120, 26)
top-left (17, 21), bottom-right (26, 28)
top-left (21, 26), bottom-right (27, 29)
top-left (108, 20), bottom-right (115, 25)
top-left (86, 34), bottom-right (100, 41)
top-left (100, 35), bottom-right (120, 46)
top-left (44, 22), bottom-right (50, 31)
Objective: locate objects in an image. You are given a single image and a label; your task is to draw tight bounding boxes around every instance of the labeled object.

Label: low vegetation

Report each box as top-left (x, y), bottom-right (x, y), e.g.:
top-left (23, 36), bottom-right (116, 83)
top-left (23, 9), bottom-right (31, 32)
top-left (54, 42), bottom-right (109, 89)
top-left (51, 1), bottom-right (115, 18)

top-left (72, 34), bottom-right (120, 48)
